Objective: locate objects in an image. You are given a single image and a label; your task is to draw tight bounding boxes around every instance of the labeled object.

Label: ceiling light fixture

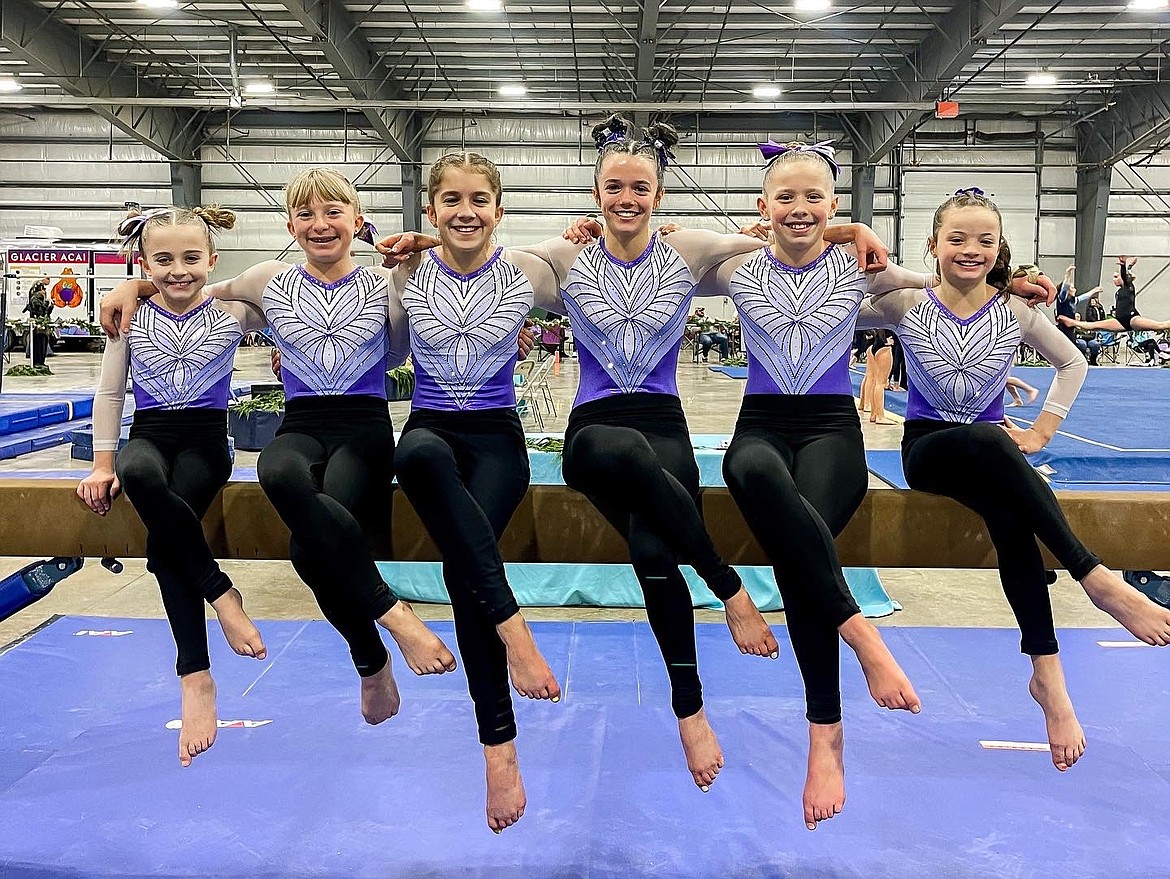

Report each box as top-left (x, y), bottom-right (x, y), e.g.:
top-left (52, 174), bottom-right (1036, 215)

top-left (466, 0), bottom-right (503, 10)
top-left (794, 0), bottom-right (832, 11)
top-left (0, 78), bottom-right (23, 93)
top-left (1128, 0), bottom-right (1168, 9)
top-left (752, 84), bottom-right (782, 100)
top-left (244, 80), bottom-right (275, 94)
top-left (498, 83), bottom-right (527, 97)
top-left (1026, 70), bottom-right (1058, 86)
top-left (138, 0), bottom-right (179, 9)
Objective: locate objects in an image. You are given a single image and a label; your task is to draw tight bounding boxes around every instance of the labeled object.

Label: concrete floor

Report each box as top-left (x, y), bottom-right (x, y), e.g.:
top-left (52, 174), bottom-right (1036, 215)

top-left (0, 345), bottom-right (1124, 649)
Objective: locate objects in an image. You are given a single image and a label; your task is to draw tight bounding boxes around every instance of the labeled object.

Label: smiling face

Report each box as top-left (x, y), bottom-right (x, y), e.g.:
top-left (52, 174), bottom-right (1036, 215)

top-left (592, 153), bottom-right (663, 236)
top-left (758, 156), bottom-right (838, 254)
top-left (286, 199), bottom-right (362, 267)
top-left (929, 204), bottom-right (1002, 289)
top-left (138, 223), bottom-right (217, 307)
top-left (426, 165), bottom-right (504, 260)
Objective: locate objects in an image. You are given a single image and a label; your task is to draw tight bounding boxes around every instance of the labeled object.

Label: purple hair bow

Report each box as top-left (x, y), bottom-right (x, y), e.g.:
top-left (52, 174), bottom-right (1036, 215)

top-left (757, 139), bottom-right (840, 179)
top-left (355, 219), bottom-right (379, 246)
top-left (953, 186), bottom-right (985, 198)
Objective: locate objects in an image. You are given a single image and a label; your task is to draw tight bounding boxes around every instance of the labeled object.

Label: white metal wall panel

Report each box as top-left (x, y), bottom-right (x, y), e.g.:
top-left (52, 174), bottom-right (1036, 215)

top-left (901, 170), bottom-right (1038, 270)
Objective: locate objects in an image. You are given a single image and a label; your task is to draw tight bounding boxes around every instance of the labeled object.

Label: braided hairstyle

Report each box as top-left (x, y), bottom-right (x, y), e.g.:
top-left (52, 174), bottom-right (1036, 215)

top-left (118, 205), bottom-right (236, 255)
top-left (426, 151), bottom-right (503, 205)
top-left (930, 189), bottom-right (1011, 295)
top-left (590, 113), bottom-right (679, 194)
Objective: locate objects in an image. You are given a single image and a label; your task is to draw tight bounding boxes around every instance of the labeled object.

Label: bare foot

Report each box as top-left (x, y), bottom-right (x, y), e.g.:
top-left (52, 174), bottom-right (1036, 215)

top-left (678, 708), bottom-right (724, 791)
top-left (377, 600), bottom-right (458, 674)
top-left (179, 670), bottom-right (217, 767)
top-left (484, 741), bottom-right (526, 833)
top-left (210, 587), bottom-right (267, 660)
top-left (496, 614), bottom-right (561, 701)
top-left (1006, 399), bottom-right (1023, 408)
top-left (1081, 565), bottom-right (1170, 646)
top-left (839, 615), bottom-right (921, 713)
top-left (1025, 387), bottom-right (1039, 404)
top-left (360, 651), bottom-right (401, 724)
top-left (869, 417), bottom-right (898, 425)
top-left (723, 587), bottom-right (779, 658)
top-left (1028, 655), bottom-right (1085, 771)
top-left (804, 722), bottom-right (846, 830)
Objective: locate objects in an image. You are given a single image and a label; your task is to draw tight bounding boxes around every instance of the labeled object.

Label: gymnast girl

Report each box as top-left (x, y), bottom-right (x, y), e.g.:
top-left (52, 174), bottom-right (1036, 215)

top-left (386, 152), bottom-right (570, 833)
top-left (79, 206), bottom-right (266, 766)
top-left (1059, 257), bottom-right (1170, 334)
top-left (860, 329), bottom-right (897, 424)
top-left (655, 140), bottom-right (936, 829)
top-left (859, 188), bottom-right (1170, 771)
top-left (100, 170), bottom-right (458, 728)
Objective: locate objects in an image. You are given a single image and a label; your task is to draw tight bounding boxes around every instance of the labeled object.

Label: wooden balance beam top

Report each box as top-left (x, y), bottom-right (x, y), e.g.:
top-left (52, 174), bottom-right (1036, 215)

top-left (1, 480), bottom-right (1168, 570)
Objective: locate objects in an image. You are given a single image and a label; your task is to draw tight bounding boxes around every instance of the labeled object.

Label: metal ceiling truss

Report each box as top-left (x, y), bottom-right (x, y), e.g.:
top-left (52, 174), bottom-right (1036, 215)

top-left (0, 0), bottom-right (203, 159)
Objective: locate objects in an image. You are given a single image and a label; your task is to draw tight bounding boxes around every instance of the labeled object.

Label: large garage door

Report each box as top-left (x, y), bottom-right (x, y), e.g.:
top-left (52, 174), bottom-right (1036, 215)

top-left (900, 171), bottom-right (1037, 273)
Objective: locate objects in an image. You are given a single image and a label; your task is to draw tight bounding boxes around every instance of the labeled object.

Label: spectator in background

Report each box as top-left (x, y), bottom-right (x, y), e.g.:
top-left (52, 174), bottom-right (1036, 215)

top-left (689, 306), bottom-right (730, 362)
top-left (22, 278), bottom-right (54, 366)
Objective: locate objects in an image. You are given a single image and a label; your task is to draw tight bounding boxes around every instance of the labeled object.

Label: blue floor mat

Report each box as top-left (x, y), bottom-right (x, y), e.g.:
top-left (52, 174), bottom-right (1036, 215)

top-left (1, 616), bottom-right (1167, 878)
top-left (853, 365), bottom-right (1170, 489)
top-left (0, 392), bottom-right (94, 435)
top-left (708, 365), bottom-right (748, 379)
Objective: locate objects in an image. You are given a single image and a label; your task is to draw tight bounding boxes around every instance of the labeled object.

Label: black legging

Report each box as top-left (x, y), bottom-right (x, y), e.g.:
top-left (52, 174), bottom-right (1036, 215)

top-left (722, 395), bottom-right (866, 725)
top-left (256, 395), bottom-right (398, 677)
top-left (116, 409), bottom-right (233, 677)
top-left (395, 407), bottom-right (529, 746)
top-left (890, 335), bottom-right (906, 388)
top-left (562, 393), bottom-right (740, 719)
top-left (902, 420), bottom-right (1101, 656)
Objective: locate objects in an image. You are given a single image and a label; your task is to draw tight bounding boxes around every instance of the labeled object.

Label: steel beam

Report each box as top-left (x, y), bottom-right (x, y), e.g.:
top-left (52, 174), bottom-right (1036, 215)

top-left (862, 0), bottom-right (1031, 163)
top-left (0, 0), bottom-right (200, 159)
top-left (278, 0), bottom-right (414, 160)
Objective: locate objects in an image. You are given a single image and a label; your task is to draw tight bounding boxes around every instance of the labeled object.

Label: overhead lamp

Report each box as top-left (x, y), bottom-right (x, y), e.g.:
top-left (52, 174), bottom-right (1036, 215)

top-left (1128, 0), bottom-right (1168, 9)
top-left (1026, 70), bottom-right (1058, 87)
top-left (794, 0), bottom-right (831, 10)
top-left (466, 0), bottom-right (503, 9)
top-left (0, 78), bottom-right (23, 93)
top-left (244, 80), bottom-right (275, 95)
top-left (498, 83), bottom-right (527, 97)
top-left (752, 84), bottom-right (782, 100)
top-left (138, 0), bottom-right (179, 8)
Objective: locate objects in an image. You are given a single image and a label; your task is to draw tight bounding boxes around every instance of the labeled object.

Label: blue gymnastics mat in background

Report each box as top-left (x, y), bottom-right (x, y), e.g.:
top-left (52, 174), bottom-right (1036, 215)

top-left (851, 365), bottom-right (1170, 489)
top-left (708, 365), bottom-right (748, 379)
top-left (0, 391), bottom-right (94, 435)
top-left (0, 616), bottom-right (1167, 878)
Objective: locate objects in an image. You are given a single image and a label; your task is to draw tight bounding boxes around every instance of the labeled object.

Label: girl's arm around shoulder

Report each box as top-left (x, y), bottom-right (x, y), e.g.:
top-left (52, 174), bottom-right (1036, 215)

top-left (856, 286), bottom-right (925, 330)
top-left (661, 228), bottom-right (765, 282)
top-left (204, 259), bottom-right (288, 311)
top-left (861, 256), bottom-right (932, 296)
top-left (505, 239), bottom-right (585, 312)
top-left (505, 248), bottom-right (570, 314)
top-left (212, 299), bottom-right (266, 333)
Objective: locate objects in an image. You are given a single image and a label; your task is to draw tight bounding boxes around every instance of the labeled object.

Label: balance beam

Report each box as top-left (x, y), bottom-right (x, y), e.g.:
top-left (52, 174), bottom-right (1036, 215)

top-left (1, 480), bottom-right (1168, 570)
